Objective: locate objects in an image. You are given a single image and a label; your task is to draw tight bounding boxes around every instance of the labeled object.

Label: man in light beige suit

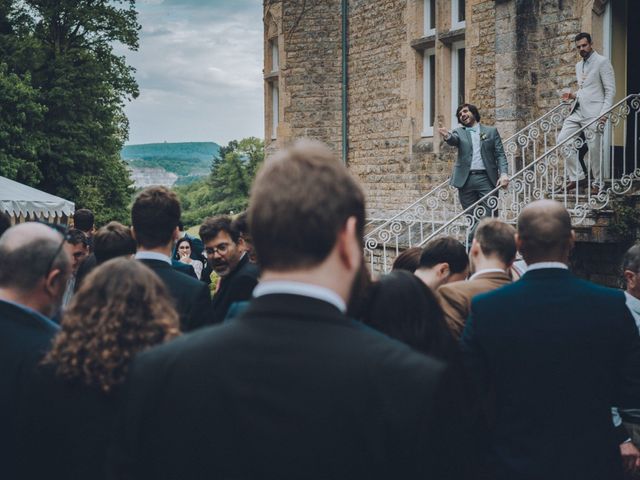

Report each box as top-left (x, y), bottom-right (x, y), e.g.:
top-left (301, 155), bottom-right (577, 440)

top-left (437, 219), bottom-right (516, 338)
top-left (557, 32), bottom-right (616, 192)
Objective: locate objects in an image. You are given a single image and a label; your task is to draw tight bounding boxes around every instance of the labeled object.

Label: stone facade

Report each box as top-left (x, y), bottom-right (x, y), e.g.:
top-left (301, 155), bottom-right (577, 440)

top-left (264, 0), bottom-right (622, 218)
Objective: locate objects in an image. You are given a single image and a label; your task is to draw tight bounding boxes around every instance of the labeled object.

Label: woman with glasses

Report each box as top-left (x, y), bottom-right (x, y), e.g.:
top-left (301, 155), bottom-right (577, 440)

top-left (16, 258), bottom-right (179, 479)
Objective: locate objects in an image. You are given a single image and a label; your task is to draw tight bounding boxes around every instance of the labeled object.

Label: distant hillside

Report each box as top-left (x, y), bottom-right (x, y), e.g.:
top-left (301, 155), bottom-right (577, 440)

top-left (121, 142), bottom-right (220, 178)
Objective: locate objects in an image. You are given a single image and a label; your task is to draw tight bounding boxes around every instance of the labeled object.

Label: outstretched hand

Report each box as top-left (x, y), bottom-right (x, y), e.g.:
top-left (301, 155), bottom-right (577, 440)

top-left (438, 127), bottom-right (450, 138)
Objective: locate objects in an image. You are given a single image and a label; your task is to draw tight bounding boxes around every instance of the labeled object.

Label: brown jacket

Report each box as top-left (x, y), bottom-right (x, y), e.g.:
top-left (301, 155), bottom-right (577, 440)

top-left (437, 270), bottom-right (511, 339)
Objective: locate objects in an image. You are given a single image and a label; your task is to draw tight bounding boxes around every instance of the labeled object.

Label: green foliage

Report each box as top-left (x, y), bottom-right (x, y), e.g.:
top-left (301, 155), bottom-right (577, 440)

top-left (174, 137), bottom-right (265, 227)
top-left (0, 0), bottom-right (139, 225)
top-left (609, 196), bottom-right (640, 244)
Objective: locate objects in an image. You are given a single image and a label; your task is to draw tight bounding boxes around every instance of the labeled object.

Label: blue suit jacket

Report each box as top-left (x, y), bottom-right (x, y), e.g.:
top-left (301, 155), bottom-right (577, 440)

top-left (461, 268), bottom-right (640, 480)
top-left (0, 300), bottom-right (58, 478)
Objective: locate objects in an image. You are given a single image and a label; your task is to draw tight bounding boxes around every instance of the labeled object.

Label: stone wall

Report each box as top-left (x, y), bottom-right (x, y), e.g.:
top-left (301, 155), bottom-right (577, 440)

top-left (265, 0), bottom-right (610, 216)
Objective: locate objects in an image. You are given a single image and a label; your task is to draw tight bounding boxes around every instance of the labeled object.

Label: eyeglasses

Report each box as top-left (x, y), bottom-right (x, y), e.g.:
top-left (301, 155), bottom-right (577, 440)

top-left (205, 242), bottom-right (230, 256)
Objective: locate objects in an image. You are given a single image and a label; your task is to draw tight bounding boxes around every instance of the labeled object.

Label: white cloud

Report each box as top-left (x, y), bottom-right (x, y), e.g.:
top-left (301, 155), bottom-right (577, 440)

top-left (120, 0), bottom-right (264, 145)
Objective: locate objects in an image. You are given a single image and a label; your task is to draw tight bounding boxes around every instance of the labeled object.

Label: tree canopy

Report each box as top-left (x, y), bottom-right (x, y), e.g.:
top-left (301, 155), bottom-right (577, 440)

top-left (0, 0), bottom-right (139, 225)
top-left (175, 137), bottom-right (264, 227)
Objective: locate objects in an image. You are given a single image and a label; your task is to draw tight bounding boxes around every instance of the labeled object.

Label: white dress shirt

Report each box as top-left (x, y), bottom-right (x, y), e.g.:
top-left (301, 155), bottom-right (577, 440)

top-left (135, 251), bottom-right (172, 265)
top-left (469, 268), bottom-right (507, 281)
top-left (253, 280), bottom-right (346, 313)
top-left (468, 125), bottom-right (485, 171)
top-left (526, 262), bottom-right (568, 271)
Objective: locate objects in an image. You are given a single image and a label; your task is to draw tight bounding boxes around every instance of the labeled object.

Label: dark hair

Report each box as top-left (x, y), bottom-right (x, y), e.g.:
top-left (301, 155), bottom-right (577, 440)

top-left (474, 218), bottom-right (517, 265)
top-left (362, 271), bottom-right (457, 361)
top-left (232, 212), bottom-right (249, 239)
top-left (249, 139), bottom-right (365, 271)
top-left (392, 247), bottom-right (422, 273)
top-left (199, 215), bottom-right (240, 244)
top-left (94, 221), bottom-right (136, 264)
top-left (419, 237), bottom-right (468, 274)
top-left (73, 209), bottom-right (94, 232)
top-left (0, 211), bottom-right (11, 237)
top-left (0, 224), bottom-right (70, 291)
top-left (66, 228), bottom-right (89, 247)
top-left (44, 258), bottom-right (180, 393)
top-left (623, 244), bottom-right (640, 273)
top-left (575, 32), bottom-right (592, 44)
top-left (131, 186), bottom-right (181, 249)
top-left (456, 103), bottom-right (481, 123)
top-left (173, 236), bottom-right (194, 261)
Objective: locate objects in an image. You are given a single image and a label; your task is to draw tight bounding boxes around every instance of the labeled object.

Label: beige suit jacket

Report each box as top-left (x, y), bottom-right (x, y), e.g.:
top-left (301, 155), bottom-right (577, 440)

top-left (437, 271), bottom-right (511, 339)
top-left (573, 50), bottom-right (616, 118)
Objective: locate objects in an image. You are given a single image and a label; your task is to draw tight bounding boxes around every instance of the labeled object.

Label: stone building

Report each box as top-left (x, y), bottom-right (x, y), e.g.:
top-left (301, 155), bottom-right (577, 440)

top-left (263, 0), bottom-right (638, 220)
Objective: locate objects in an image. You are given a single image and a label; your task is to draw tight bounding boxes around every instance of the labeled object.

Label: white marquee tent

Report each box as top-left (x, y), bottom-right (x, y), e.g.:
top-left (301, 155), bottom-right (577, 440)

top-left (0, 175), bottom-right (74, 223)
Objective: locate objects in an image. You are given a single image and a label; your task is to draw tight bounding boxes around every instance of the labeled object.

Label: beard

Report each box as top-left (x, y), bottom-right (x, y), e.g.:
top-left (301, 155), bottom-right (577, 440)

top-left (346, 259), bottom-right (372, 320)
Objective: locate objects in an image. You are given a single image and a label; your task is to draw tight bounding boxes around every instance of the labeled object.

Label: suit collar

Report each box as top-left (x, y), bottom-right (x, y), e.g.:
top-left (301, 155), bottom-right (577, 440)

top-left (469, 269), bottom-right (509, 281)
top-left (0, 299), bottom-right (59, 331)
top-left (135, 251), bottom-right (172, 264)
top-left (239, 293), bottom-right (352, 327)
top-left (254, 281), bottom-right (346, 313)
top-left (521, 267), bottom-right (573, 280)
top-left (138, 258), bottom-right (173, 269)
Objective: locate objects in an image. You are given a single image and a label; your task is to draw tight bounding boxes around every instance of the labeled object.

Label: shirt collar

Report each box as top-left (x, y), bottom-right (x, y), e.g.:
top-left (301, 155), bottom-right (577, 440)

top-left (469, 268), bottom-right (507, 281)
top-left (625, 292), bottom-right (640, 315)
top-left (526, 262), bottom-right (568, 272)
top-left (0, 298), bottom-right (58, 328)
top-left (135, 251), bottom-right (172, 265)
top-left (253, 281), bottom-right (347, 313)
top-left (465, 123), bottom-right (480, 132)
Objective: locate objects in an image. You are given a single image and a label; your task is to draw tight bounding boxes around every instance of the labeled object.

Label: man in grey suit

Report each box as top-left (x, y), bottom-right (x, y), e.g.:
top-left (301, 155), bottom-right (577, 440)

top-left (557, 32), bottom-right (616, 192)
top-left (438, 103), bottom-right (509, 214)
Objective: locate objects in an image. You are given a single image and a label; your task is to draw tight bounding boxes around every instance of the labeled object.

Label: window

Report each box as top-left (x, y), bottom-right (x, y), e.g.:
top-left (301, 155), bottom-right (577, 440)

top-left (451, 0), bottom-right (465, 29)
top-left (451, 42), bottom-right (465, 128)
top-left (270, 39), bottom-right (279, 72)
top-left (423, 0), bottom-right (435, 36)
top-left (422, 49), bottom-right (436, 136)
top-left (271, 82), bottom-right (279, 139)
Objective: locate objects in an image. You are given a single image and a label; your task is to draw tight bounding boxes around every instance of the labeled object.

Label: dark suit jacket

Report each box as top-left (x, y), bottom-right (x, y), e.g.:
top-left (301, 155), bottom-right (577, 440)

top-left (138, 259), bottom-right (211, 331)
top-left (210, 254), bottom-right (259, 324)
top-left (446, 125), bottom-right (509, 188)
top-left (171, 259), bottom-right (197, 279)
top-left (437, 270), bottom-right (511, 339)
top-left (0, 300), bottom-right (58, 479)
top-left (16, 365), bottom-right (118, 480)
top-left (461, 268), bottom-right (640, 480)
top-left (109, 294), bottom-right (481, 480)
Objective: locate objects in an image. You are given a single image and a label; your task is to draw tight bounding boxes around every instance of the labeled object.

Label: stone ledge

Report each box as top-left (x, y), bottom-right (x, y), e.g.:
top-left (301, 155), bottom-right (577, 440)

top-left (438, 27), bottom-right (465, 44)
top-left (410, 34), bottom-right (436, 51)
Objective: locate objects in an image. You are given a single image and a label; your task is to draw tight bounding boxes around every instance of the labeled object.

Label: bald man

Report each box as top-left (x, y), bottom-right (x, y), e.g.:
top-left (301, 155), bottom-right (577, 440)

top-left (0, 223), bottom-right (70, 477)
top-left (461, 200), bottom-right (640, 480)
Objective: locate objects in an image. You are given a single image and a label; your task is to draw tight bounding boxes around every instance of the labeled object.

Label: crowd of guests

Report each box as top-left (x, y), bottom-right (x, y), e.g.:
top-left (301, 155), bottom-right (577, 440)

top-left (2, 139), bottom-right (640, 479)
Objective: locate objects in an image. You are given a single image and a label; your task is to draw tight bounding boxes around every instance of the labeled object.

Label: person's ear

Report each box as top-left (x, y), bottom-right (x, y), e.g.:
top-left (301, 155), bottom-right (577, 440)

top-left (131, 226), bottom-right (137, 241)
top-left (436, 262), bottom-right (450, 280)
top-left (515, 233), bottom-right (524, 255)
top-left (470, 239), bottom-right (481, 257)
top-left (172, 226), bottom-right (180, 242)
top-left (337, 216), bottom-right (361, 273)
top-left (43, 268), bottom-right (65, 298)
top-left (625, 270), bottom-right (637, 289)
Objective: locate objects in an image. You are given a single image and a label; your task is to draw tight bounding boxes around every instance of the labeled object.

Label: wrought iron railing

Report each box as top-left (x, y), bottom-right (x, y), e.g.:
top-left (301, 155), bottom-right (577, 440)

top-left (417, 94), bottom-right (640, 249)
top-left (364, 101), bottom-right (573, 273)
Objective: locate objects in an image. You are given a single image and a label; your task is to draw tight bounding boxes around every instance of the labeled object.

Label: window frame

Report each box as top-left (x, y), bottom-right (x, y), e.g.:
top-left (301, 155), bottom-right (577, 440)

top-left (450, 41), bottom-right (465, 129)
top-left (423, 0), bottom-right (436, 36)
top-left (451, 0), bottom-right (466, 30)
top-left (422, 48), bottom-right (436, 137)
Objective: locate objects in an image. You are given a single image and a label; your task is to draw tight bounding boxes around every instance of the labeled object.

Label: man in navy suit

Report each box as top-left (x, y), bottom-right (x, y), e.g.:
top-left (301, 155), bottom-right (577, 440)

top-left (0, 223), bottom-right (71, 478)
top-left (131, 186), bottom-right (211, 331)
top-left (462, 200), bottom-right (640, 480)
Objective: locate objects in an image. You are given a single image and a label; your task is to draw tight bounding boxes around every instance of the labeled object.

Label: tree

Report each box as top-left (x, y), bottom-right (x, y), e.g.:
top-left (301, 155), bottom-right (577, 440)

top-left (0, 0), bottom-right (139, 225)
top-left (175, 137), bottom-right (265, 227)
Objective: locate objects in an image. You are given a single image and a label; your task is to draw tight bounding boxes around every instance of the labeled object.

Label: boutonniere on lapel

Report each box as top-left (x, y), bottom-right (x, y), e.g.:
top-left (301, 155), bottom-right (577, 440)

top-left (480, 132), bottom-right (488, 141)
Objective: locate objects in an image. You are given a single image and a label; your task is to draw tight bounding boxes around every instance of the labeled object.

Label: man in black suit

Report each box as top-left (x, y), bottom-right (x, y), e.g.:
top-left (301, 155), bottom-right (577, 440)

top-left (0, 222), bottom-right (70, 478)
top-left (131, 186), bottom-right (211, 331)
top-left (109, 140), bottom-right (481, 480)
top-left (461, 200), bottom-right (640, 480)
top-left (200, 215), bottom-right (259, 324)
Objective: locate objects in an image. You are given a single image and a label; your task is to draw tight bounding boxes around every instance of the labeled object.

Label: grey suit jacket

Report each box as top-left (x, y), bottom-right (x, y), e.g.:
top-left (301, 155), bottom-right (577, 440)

top-left (573, 50), bottom-right (616, 118)
top-left (445, 125), bottom-right (509, 189)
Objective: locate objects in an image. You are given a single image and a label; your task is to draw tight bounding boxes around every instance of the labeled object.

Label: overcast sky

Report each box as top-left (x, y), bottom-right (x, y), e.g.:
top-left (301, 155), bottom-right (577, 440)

top-left (120, 0), bottom-right (263, 146)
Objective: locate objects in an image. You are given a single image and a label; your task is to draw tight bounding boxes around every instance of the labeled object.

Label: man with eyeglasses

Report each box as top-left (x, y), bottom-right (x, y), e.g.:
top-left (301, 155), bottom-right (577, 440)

top-left (199, 215), bottom-right (259, 324)
top-left (60, 228), bottom-right (89, 308)
top-left (0, 222), bottom-right (70, 478)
